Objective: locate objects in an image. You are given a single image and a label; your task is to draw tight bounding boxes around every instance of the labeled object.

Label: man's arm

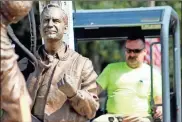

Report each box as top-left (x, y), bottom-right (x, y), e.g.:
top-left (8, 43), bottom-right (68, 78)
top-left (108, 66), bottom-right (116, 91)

top-left (68, 59), bottom-right (99, 119)
top-left (97, 83), bottom-right (104, 95)
top-left (154, 96), bottom-right (162, 104)
top-left (154, 96), bottom-right (162, 119)
top-left (153, 70), bottom-right (163, 119)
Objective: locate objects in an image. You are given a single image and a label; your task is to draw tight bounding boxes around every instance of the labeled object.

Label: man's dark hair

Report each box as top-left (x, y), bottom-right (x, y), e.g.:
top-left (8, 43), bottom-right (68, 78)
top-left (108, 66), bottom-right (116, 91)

top-left (127, 27), bottom-right (145, 44)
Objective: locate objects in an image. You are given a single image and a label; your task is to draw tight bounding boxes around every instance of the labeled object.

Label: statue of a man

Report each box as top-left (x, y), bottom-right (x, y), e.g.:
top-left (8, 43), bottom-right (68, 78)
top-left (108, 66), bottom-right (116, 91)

top-left (0, 1), bottom-right (33, 122)
top-left (27, 4), bottom-right (99, 122)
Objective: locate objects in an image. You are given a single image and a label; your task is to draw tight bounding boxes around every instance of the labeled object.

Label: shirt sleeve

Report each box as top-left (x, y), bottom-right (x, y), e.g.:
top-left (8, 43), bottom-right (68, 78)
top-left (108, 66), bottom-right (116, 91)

top-left (96, 64), bottom-right (110, 90)
top-left (69, 59), bottom-right (99, 119)
top-left (153, 69), bottom-right (162, 98)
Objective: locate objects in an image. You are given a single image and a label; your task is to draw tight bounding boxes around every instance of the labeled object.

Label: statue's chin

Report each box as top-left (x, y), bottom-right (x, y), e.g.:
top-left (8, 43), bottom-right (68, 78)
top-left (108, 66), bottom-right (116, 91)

top-left (46, 34), bottom-right (56, 39)
top-left (44, 34), bottom-right (63, 42)
top-left (45, 36), bottom-right (60, 42)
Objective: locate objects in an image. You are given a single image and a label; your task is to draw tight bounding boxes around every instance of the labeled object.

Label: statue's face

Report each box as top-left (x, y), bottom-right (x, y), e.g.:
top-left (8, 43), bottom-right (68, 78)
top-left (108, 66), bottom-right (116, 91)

top-left (40, 7), bottom-right (67, 42)
top-left (1, 1), bottom-right (33, 23)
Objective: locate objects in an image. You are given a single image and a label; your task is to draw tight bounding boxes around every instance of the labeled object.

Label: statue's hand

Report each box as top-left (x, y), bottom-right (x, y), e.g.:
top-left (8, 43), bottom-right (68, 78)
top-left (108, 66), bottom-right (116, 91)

top-left (57, 74), bottom-right (77, 98)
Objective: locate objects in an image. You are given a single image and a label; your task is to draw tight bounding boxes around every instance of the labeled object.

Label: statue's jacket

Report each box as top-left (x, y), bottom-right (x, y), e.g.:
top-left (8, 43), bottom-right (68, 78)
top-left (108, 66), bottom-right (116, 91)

top-left (27, 43), bottom-right (99, 122)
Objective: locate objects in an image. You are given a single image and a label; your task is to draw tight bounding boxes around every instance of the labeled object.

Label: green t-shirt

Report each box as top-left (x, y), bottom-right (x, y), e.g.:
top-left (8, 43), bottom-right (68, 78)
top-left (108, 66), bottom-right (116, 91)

top-left (97, 62), bottom-right (162, 116)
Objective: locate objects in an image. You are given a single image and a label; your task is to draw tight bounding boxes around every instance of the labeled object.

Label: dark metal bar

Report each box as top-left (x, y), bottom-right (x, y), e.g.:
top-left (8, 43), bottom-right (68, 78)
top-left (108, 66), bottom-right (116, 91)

top-left (160, 7), bottom-right (171, 122)
top-left (7, 26), bottom-right (38, 68)
top-left (149, 41), bottom-right (161, 120)
top-left (172, 11), bottom-right (182, 122)
top-left (28, 7), bottom-right (37, 54)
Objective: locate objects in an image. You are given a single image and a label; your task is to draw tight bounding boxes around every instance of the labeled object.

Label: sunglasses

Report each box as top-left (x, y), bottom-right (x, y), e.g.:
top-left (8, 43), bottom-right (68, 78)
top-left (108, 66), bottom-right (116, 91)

top-left (125, 47), bottom-right (145, 53)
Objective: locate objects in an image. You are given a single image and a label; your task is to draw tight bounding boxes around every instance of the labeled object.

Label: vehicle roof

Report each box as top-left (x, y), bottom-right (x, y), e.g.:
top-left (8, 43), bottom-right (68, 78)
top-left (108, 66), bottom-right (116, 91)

top-left (73, 6), bottom-right (174, 28)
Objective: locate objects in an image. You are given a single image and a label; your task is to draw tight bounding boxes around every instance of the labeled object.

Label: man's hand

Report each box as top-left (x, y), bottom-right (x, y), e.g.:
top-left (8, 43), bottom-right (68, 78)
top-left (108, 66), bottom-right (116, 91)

top-left (57, 74), bottom-right (77, 98)
top-left (122, 115), bottom-right (151, 122)
top-left (154, 96), bottom-right (163, 120)
top-left (154, 106), bottom-right (162, 120)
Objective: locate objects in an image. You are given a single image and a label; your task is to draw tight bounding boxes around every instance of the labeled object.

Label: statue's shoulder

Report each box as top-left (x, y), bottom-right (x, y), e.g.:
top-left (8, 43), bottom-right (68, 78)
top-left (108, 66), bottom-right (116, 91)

top-left (67, 49), bottom-right (90, 69)
top-left (68, 49), bottom-right (88, 62)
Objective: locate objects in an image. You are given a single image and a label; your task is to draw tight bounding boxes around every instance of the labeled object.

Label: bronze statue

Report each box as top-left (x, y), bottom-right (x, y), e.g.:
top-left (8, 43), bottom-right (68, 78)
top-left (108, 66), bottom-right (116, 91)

top-left (0, 1), bottom-right (33, 122)
top-left (27, 4), bottom-right (99, 122)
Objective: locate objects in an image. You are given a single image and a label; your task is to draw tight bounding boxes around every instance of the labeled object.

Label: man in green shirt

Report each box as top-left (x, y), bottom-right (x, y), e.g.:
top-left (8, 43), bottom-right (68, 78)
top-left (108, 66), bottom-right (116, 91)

top-left (93, 33), bottom-right (162, 122)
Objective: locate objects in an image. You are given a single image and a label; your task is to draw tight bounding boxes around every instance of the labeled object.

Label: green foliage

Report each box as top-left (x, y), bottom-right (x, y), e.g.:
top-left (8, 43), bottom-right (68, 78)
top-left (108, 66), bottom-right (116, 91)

top-left (75, 1), bottom-right (182, 85)
top-left (77, 40), bottom-right (125, 73)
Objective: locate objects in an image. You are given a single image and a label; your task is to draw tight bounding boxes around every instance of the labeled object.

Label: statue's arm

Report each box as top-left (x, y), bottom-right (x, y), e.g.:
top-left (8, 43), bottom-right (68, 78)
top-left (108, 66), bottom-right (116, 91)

top-left (0, 41), bottom-right (32, 122)
top-left (68, 59), bottom-right (99, 119)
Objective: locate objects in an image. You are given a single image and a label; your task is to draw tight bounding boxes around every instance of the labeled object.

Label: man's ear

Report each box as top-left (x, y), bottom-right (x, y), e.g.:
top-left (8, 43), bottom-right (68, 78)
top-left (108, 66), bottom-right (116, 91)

top-left (143, 48), bottom-right (147, 55)
top-left (64, 25), bottom-right (68, 34)
top-left (65, 25), bottom-right (68, 31)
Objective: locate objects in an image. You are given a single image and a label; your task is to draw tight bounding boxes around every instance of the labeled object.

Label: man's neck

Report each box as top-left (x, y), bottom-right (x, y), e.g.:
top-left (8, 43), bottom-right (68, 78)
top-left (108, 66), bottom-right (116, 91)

top-left (44, 40), bottom-right (62, 55)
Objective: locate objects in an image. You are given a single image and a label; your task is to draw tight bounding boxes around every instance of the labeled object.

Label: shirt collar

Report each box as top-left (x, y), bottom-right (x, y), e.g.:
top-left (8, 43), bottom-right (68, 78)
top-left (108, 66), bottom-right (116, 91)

top-left (39, 42), bottom-right (69, 61)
